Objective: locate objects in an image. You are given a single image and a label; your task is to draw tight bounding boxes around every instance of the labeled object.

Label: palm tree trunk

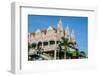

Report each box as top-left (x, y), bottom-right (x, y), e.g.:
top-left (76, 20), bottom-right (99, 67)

top-left (64, 47), bottom-right (67, 59)
top-left (64, 51), bottom-right (66, 59)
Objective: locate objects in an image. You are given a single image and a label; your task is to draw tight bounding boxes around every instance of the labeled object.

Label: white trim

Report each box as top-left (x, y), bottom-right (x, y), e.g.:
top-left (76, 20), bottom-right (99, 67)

top-left (11, 2), bottom-right (97, 74)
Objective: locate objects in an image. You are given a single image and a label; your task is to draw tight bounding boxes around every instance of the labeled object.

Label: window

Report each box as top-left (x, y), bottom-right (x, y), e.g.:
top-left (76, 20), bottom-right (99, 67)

top-left (43, 41), bottom-right (48, 46)
top-left (50, 40), bottom-right (55, 45)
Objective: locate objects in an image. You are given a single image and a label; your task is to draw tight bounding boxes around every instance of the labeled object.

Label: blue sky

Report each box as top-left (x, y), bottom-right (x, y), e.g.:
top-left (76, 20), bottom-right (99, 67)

top-left (28, 15), bottom-right (88, 54)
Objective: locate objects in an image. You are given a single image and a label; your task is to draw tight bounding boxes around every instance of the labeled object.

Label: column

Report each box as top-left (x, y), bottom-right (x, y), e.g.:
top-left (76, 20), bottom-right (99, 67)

top-left (54, 40), bottom-right (56, 60)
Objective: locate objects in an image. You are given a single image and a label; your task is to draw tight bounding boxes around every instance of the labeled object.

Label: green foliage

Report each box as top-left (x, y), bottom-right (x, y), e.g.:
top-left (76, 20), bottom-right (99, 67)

top-left (57, 36), bottom-right (87, 59)
top-left (79, 51), bottom-right (87, 58)
top-left (28, 42), bottom-right (32, 52)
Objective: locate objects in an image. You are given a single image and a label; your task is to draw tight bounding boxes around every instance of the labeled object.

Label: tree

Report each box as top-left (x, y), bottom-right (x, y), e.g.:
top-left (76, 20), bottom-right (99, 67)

top-left (58, 37), bottom-right (80, 59)
top-left (68, 47), bottom-right (79, 59)
top-left (75, 48), bottom-right (80, 58)
top-left (58, 37), bottom-right (69, 59)
top-left (57, 43), bottom-right (64, 59)
top-left (28, 42), bottom-right (32, 52)
top-left (79, 51), bottom-right (86, 58)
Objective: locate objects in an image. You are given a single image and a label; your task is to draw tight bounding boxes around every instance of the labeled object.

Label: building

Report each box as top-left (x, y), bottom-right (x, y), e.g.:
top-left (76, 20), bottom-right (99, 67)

top-left (28, 19), bottom-right (76, 59)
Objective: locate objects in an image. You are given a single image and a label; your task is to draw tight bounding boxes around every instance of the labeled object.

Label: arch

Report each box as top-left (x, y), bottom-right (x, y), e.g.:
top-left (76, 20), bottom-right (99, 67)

top-left (31, 43), bottom-right (36, 48)
top-left (38, 41), bottom-right (42, 46)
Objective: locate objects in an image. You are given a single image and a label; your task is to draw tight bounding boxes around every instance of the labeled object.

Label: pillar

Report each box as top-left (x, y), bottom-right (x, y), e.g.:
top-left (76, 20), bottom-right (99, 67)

top-left (54, 40), bottom-right (57, 60)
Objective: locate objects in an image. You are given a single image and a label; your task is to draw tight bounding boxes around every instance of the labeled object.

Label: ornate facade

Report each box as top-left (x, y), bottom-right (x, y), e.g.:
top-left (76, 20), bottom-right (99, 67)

top-left (28, 19), bottom-right (76, 58)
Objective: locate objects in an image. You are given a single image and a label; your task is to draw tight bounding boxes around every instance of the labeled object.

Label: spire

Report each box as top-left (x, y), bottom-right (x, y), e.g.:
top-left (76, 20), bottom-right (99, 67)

top-left (65, 25), bottom-right (70, 38)
top-left (59, 19), bottom-right (62, 25)
top-left (70, 30), bottom-right (75, 42)
top-left (67, 25), bottom-right (70, 35)
top-left (57, 19), bottom-right (63, 31)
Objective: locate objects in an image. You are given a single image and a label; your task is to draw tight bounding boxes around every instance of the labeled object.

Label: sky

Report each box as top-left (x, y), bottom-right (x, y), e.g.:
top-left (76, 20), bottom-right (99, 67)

top-left (28, 15), bottom-right (88, 54)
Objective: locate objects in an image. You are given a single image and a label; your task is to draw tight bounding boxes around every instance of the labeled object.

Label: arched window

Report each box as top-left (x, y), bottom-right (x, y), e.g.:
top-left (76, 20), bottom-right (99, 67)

top-left (38, 41), bottom-right (42, 46)
top-left (31, 43), bottom-right (36, 48)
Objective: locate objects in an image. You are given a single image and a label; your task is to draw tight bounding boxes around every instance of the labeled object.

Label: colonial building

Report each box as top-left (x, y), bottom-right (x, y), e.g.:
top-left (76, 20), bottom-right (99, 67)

top-left (28, 19), bottom-right (76, 59)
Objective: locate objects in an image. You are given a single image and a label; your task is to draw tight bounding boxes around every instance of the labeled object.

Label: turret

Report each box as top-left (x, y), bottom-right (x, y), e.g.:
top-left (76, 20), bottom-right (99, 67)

top-left (65, 25), bottom-right (70, 39)
top-left (70, 30), bottom-right (76, 43)
top-left (57, 19), bottom-right (63, 31)
top-left (57, 19), bottom-right (64, 38)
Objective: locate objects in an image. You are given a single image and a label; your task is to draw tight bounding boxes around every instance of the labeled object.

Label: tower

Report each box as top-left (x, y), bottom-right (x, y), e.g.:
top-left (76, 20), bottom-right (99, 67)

top-left (70, 30), bottom-right (76, 43)
top-left (57, 19), bottom-right (64, 38)
top-left (65, 25), bottom-right (70, 39)
top-left (57, 19), bottom-right (63, 31)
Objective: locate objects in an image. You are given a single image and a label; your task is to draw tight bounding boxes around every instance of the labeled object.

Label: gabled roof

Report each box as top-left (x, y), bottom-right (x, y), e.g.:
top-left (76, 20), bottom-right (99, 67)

top-left (47, 26), bottom-right (53, 30)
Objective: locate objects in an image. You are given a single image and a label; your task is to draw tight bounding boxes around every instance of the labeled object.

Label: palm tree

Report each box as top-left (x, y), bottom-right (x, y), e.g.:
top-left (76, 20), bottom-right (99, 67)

top-left (58, 37), bottom-right (69, 59)
top-left (58, 36), bottom-right (80, 59)
top-left (75, 48), bottom-right (80, 58)
top-left (57, 42), bottom-right (64, 59)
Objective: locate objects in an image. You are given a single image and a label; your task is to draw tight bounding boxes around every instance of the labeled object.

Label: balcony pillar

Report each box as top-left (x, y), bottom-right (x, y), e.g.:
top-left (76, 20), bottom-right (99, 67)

top-left (54, 40), bottom-right (57, 60)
